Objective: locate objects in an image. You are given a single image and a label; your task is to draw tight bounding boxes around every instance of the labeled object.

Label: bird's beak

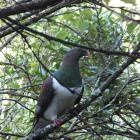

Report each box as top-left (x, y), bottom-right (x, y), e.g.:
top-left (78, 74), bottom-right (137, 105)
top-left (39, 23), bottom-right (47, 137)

top-left (84, 50), bottom-right (90, 58)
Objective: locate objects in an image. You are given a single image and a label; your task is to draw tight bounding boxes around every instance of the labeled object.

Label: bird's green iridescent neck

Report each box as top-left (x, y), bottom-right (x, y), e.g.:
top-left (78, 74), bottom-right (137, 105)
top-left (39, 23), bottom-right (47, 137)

top-left (53, 67), bottom-right (82, 88)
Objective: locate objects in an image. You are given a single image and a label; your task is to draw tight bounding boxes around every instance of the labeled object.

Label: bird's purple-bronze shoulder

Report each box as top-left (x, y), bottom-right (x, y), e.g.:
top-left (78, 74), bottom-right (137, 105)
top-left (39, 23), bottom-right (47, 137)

top-left (35, 76), bottom-right (55, 118)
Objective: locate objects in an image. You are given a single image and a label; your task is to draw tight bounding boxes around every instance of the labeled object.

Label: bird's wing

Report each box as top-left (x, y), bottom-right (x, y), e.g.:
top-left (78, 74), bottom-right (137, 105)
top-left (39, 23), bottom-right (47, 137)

top-left (35, 76), bottom-right (55, 118)
top-left (74, 86), bottom-right (84, 105)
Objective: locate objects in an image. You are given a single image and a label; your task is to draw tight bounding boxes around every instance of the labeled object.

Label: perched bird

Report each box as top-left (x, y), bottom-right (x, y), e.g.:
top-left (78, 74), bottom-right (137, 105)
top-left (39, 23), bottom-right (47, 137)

top-left (33, 47), bottom-right (89, 131)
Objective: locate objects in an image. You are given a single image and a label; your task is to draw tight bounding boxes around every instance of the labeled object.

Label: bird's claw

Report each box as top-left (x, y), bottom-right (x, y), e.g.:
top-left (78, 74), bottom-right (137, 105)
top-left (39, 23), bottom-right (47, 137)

top-left (53, 119), bottom-right (63, 127)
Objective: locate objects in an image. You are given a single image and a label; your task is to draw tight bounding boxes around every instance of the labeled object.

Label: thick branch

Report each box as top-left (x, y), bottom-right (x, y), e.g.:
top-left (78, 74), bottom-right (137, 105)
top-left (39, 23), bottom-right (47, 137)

top-left (0, 5), bottom-right (65, 38)
top-left (0, 0), bottom-right (63, 18)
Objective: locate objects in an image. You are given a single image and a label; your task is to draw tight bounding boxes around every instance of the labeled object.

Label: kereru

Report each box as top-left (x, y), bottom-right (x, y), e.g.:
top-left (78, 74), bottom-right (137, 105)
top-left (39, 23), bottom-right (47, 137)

top-left (33, 48), bottom-right (89, 131)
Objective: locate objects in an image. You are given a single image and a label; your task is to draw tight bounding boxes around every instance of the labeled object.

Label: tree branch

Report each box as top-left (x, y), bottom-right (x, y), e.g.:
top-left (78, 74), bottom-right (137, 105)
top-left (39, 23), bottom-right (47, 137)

top-left (3, 17), bottom-right (140, 60)
top-left (0, 131), bottom-right (23, 138)
top-left (0, 0), bottom-right (63, 18)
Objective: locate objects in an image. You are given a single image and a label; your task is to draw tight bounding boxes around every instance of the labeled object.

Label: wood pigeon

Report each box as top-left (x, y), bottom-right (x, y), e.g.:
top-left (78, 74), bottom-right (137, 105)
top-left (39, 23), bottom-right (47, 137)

top-left (33, 47), bottom-right (89, 131)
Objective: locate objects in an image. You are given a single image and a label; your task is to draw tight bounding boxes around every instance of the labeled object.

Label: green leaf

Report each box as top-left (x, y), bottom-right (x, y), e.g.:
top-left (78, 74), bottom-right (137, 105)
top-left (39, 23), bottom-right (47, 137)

top-left (56, 29), bottom-right (68, 39)
top-left (82, 9), bottom-right (92, 20)
top-left (127, 22), bottom-right (137, 34)
top-left (137, 32), bottom-right (140, 41)
top-left (120, 0), bottom-right (136, 5)
top-left (102, 109), bottom-right (113, 117)
top-left (104, 0), bottom-right (110, 4)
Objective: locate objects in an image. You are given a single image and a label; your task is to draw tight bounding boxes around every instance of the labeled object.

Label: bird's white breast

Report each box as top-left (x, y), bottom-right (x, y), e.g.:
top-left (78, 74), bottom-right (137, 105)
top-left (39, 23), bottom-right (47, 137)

top-left (44, 77), bottom-right (82, 121)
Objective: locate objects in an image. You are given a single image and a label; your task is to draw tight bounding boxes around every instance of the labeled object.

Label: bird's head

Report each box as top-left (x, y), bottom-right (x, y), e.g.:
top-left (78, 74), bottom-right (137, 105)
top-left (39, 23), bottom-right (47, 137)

top-left (60, 47), bottom-right (90, 70)
top-left (64, 47), bottom-right (90, 61)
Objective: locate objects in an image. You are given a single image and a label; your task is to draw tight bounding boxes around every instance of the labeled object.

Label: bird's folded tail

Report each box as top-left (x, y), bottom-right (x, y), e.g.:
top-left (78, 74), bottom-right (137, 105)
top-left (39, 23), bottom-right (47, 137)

top-left (21, 118), bottom-right (50, 140)
top-left (31, 118), bottom-right (51, 132)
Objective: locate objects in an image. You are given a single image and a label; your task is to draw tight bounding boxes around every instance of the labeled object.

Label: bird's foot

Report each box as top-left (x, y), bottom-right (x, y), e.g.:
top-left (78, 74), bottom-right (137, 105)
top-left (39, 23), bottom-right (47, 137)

top-left (53, 118), bottom-right (63, 127)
